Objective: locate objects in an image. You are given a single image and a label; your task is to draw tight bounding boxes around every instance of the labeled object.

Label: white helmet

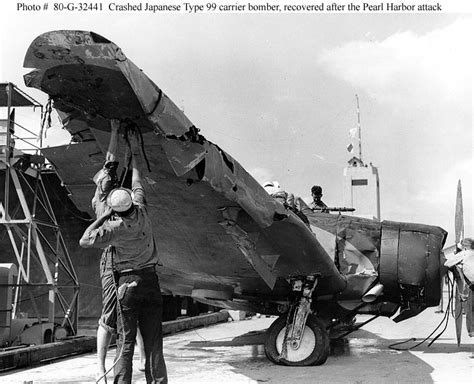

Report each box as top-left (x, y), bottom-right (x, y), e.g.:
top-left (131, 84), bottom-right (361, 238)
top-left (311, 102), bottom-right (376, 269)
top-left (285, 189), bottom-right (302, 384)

top-left (263, 181), bottom-right (281, 195)
top-left (107, 188), bottom-right (132, 212)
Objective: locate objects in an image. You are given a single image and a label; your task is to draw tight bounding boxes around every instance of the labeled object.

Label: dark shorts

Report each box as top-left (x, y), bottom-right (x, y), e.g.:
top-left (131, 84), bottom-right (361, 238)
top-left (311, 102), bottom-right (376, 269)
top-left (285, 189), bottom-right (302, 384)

top-left (99, 246), bottom-right (117, 333)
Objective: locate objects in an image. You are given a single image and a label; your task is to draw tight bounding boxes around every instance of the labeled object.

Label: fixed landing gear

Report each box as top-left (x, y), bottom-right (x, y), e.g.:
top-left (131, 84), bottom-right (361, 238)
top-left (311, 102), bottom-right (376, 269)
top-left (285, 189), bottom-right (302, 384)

top-left (264, 314), bottom-right (329, 366)
top-left (264, 275), bottom-right (330, 366)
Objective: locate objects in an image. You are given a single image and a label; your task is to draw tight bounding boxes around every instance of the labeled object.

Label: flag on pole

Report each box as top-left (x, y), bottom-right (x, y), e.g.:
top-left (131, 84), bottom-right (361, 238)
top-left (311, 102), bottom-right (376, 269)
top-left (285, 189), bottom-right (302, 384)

top-left (347, 143), bottom-right (354, 153)
top-left (349, 127), bottom-right (358, 138)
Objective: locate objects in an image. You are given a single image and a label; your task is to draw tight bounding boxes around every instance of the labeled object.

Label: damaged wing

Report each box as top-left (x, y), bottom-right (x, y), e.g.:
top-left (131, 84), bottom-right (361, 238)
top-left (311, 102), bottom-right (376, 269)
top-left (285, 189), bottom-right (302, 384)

top-left (24, 30), bottom-right (346, 306)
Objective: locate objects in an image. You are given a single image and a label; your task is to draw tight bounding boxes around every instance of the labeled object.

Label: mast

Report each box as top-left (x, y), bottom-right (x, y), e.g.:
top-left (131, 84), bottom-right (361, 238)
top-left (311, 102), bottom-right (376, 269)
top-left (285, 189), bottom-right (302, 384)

top-left (356, 94), bottom-right (363, 164)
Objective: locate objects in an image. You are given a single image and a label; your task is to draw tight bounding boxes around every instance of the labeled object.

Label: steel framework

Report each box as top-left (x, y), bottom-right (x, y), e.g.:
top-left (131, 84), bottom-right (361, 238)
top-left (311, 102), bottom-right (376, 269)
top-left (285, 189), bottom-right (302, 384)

top-left (0, 82), bottom-right (79, 338)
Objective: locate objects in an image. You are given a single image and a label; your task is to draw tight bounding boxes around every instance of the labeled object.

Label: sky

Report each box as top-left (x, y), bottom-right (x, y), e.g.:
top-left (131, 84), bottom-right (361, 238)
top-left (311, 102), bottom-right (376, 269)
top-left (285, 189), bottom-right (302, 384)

top-left (1, 0), bottom-right (472, 245)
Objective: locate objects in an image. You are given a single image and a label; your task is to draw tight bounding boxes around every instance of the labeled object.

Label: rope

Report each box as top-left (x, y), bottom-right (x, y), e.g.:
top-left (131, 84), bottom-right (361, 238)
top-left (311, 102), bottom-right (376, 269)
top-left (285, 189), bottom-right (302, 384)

top-left (40, 98), bottom-right (53, 139)
top-left (137, 126), bottom-right (151, 173)
top-left (388, 275), bottom-right (455, 351)
top-left (122, 121), bottom-right (151, 173)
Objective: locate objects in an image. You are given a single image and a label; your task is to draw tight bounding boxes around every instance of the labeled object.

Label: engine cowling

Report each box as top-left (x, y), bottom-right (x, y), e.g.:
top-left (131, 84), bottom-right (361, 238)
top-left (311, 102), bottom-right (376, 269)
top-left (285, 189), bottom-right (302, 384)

top-left (379, 221), bottom-right (447, 321)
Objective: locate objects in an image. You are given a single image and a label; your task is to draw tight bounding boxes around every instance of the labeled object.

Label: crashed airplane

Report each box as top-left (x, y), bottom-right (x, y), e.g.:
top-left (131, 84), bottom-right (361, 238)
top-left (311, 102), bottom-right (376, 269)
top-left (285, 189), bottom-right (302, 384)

top-left (16, 30), bottom-right (464, 365)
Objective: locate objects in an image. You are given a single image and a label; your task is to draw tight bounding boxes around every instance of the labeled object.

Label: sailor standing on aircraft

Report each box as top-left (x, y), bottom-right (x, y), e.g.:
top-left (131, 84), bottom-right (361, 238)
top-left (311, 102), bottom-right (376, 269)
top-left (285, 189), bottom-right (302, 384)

top-left (263, 181), bottom-right (310, 226)
top-left (263, 181), bottom-right (288, 205)
top-left (91, 120), bottom-right (146, 383)
top-left (81, 130), bottom-right (167, 383)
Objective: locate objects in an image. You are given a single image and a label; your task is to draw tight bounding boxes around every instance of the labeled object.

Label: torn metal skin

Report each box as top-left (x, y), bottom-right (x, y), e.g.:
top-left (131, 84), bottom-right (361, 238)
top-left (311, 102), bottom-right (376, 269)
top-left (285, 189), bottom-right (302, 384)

top-left (219, 211), bottom-right (277, 290)
top-left (20, 32), bottom-right (457, 363)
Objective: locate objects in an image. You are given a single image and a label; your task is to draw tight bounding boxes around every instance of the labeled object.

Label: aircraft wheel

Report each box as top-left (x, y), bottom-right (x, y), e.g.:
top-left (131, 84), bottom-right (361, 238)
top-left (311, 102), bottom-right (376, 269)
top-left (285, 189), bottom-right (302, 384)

top-left (264, 314), bottom-right (329, 366)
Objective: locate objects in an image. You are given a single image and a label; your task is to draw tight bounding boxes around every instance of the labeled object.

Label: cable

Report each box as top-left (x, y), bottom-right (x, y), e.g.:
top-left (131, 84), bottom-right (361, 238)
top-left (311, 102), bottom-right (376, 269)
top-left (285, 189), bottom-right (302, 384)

top-left (388, 276), bottom-right (455, 351)
top-left (40, 98), bottom-right (53, 139)
top-left (136, 126), bottom-right (152, 173)
top-left (193, 329), bottom-right (209, 342)
top-left (428, 275), bottom-right (455, 346)
top-left (122, 121), bottom-right (151, 173)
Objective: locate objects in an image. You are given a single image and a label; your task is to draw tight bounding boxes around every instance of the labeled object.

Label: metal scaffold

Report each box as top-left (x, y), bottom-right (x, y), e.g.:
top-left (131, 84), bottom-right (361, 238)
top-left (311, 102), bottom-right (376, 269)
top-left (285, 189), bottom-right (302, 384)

top-left (0, 83), bottom-right (79, 346)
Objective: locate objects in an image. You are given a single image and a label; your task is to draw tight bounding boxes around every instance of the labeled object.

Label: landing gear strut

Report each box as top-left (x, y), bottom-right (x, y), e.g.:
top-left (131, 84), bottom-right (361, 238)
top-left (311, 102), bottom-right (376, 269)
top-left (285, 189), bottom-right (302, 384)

top-left (264, 276), bottom-right (330, 366)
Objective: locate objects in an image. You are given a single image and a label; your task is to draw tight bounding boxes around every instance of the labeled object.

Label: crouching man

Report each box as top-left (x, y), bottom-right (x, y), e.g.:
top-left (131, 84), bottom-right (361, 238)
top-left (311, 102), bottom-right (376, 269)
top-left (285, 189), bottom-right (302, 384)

top-left (80, 133), bottom-right (167, 384)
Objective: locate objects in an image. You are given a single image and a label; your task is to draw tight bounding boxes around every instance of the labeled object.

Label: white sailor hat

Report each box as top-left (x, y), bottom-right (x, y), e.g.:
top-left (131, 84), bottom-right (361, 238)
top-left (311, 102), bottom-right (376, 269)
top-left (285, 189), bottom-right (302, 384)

top-left (106, 188), bottom-right (132, 212)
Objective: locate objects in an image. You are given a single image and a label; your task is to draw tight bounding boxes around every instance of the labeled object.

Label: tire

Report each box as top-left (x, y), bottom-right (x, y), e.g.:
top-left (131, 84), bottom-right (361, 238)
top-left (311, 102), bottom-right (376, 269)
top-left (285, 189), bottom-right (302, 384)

top-left (264, 314), bottom-right (330, 366)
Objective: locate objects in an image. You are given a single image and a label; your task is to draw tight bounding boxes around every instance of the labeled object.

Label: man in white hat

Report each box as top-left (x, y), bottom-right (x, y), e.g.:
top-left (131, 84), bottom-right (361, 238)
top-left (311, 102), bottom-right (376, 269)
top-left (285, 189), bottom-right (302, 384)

top-left (91, 119), bottom-right (121, 383)
top-left (80, 132), bottom-right (167, 383)
top-left (445, 238), bottom-right (474, 291)
top-left (445, 237), bottom-right (474, 338)
top-left (89, 120), bottom-right (147, 383)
